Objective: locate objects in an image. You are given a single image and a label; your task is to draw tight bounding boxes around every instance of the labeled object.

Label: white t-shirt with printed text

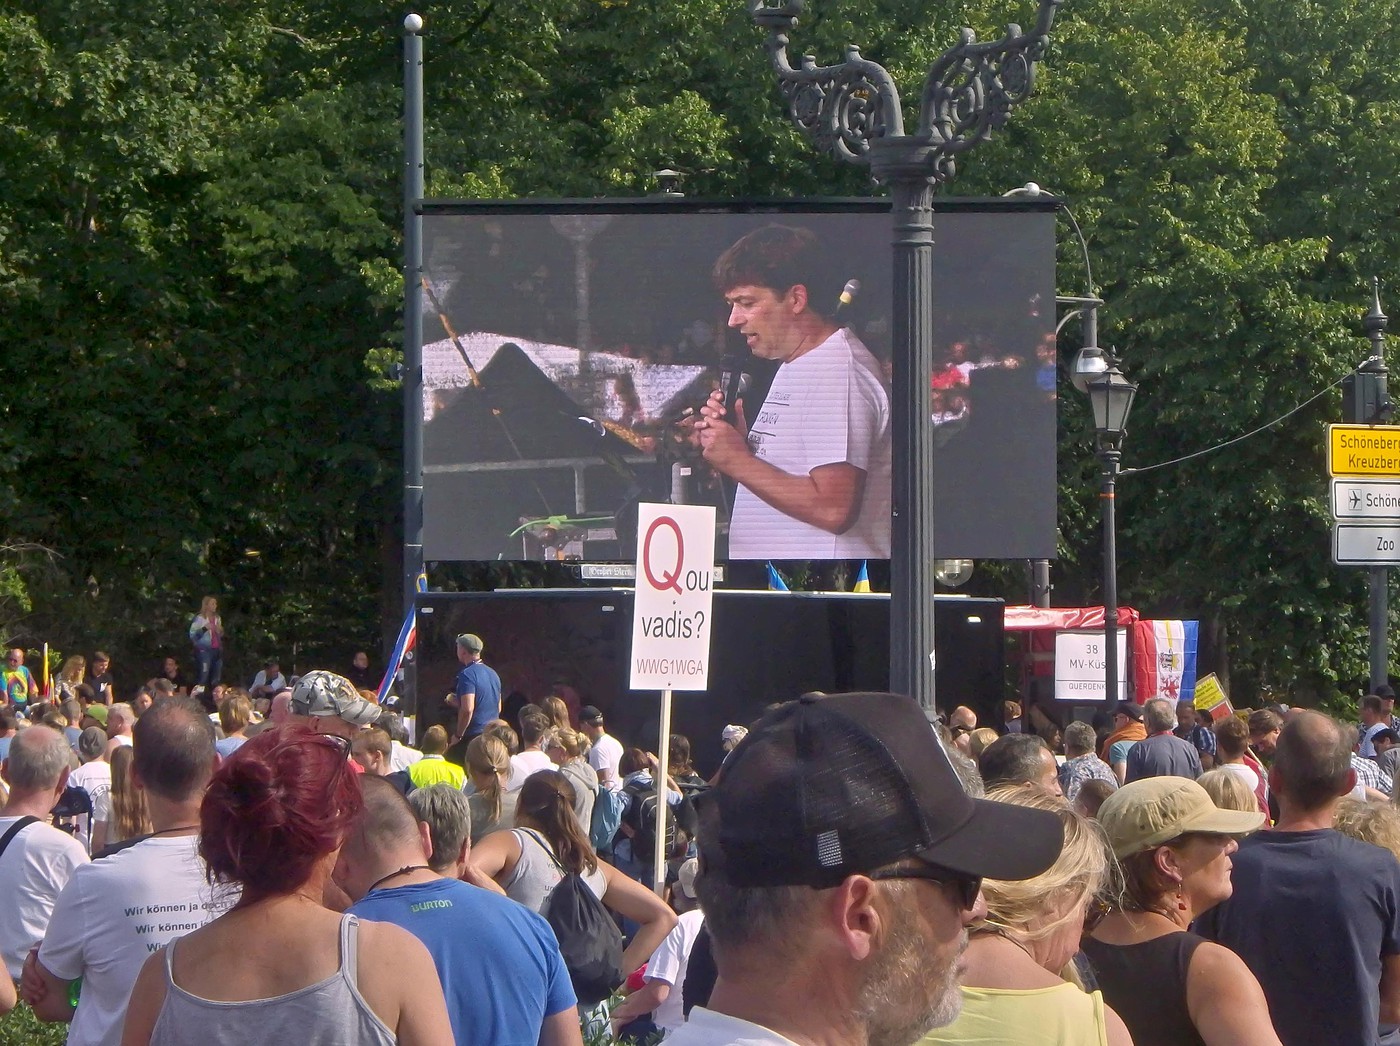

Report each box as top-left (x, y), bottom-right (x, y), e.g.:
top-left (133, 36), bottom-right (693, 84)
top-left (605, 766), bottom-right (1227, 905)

top-left (39, 834), bottom-right (231, 1046)
top-left (728, 328), bottom-right (892, 559)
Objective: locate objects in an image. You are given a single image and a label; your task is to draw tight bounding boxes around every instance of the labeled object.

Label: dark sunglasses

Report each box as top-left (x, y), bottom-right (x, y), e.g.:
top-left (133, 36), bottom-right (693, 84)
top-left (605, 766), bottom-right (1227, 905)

top-left (870, 862), bottom-right (983, 911)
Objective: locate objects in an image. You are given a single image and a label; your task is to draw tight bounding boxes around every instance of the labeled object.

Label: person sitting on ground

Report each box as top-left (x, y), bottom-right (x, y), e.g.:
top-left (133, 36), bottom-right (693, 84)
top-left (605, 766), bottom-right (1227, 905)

top-left (464, 734), bottom-right (517, 844)
top-left (214, 694), bottom-right (254, 759)
top-left (507, 713), bottom-right (555, 791)
top-left (120, 722), bottom-right (451, 1045)
top-left (407, 725), bottom-right (465, 790)
top-left (247, 660), bottom-right (287, 704)
top-left (1058, 721), bottom-right (1118, 803)
top-left (350, 728), bottom-right (413, 796)
top-left (469, 770), bottom-right (677, 979)
top-left (1125, 698), bottom-right (1202, 783)
top-left (1196, 767), bottom-right (1260, 814)
top-left (920, 785), bottom-right (1130, 1046)
top-left (339, 779), bottom-right (580, 1046)
top-left (979, 733), bottom-right (1063, 796)
top-left (1085, 777), bottom-right (1277, 1046)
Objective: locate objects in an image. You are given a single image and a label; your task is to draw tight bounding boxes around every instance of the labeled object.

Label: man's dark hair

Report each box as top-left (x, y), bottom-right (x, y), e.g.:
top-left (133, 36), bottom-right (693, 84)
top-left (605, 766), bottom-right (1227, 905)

top-left (712, 224), bottom-right (835, 312)
top-left (1363, 695), bottom-right (1385, 716)
top-left (132, 698), bottom-right (217, 802)
top-left (978, 733), bottom-right (1050, 788)
top-left (379, 711), bottom-right (410, 746)
top-left (1272, 711), bottom-right (1352, 810)
top-left (1377, 729), bottom-right (1399, 745)
top-left (1248, 708), bottom-right (1282, 738)
top-left (0, 709), bottom-right (16, 733)
top-left (75, 683), bottom-right (95, 704)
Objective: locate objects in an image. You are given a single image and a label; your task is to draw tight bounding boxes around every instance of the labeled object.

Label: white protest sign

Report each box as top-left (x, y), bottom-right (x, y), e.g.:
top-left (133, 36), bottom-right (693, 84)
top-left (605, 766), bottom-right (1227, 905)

top-left (629, 503), bottom-right (716, 691)
top-left (1053, 628), bottom-right (1128, 701)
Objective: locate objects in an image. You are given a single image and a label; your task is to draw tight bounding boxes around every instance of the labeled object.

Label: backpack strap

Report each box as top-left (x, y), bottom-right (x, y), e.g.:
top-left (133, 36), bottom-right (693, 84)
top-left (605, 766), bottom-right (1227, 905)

top-left (0, 816), bottom-right (40, 860)
top-left (520, 827), bottom-right (568, 876)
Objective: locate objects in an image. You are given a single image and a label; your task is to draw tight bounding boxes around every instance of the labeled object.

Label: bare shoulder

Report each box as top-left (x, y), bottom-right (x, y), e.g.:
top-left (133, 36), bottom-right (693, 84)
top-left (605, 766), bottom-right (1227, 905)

top-left (1103, 1000), bottom-right (1133, 1046)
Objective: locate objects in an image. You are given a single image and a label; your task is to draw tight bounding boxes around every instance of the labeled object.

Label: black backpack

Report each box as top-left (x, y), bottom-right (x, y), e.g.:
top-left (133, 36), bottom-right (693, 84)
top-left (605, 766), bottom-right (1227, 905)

top-left (524, 830), bottom-right (624, 1006)
top-left (621, 778), bottom-right (698, 865)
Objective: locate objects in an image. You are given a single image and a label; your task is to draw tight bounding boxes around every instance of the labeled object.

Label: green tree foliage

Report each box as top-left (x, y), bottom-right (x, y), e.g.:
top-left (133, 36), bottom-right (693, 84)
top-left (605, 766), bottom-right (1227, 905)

top-left (3, 0), bottom-right (1400, 704)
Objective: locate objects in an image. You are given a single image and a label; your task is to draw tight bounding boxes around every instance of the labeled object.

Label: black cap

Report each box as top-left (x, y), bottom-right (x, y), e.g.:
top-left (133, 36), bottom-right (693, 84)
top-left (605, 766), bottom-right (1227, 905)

top-left (1116, 701), bottom-right (1144, 722)
top-left (702, 692), bottom-right (1064, 889)
top-left (580, 705), bottom-right (605, 724)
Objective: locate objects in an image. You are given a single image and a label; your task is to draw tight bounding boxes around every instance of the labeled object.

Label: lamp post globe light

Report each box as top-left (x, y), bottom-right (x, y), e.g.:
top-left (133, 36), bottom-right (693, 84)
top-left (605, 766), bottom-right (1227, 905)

top-left (1085, 355), bottom-right (1136, 707)
top-left (744, 0), bottom-right (1064, 714)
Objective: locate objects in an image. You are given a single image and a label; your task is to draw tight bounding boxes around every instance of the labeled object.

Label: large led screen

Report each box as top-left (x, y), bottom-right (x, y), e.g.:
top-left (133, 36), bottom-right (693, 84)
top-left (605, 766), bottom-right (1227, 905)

top-left (420, 201), bottom-right (1056, 562)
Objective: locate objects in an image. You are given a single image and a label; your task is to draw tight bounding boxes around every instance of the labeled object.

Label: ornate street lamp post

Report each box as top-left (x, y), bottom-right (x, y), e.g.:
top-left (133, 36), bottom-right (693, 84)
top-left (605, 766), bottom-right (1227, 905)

top-left (1084, 356), bottom-right (1136, 706)
top-left (745, 0), bottom-right (1064, 712)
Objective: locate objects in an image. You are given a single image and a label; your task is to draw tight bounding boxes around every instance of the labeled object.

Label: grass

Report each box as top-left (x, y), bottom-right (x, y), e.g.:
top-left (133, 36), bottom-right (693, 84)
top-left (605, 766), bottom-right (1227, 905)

top-left (0, 1003), bottom-right (66, 1046)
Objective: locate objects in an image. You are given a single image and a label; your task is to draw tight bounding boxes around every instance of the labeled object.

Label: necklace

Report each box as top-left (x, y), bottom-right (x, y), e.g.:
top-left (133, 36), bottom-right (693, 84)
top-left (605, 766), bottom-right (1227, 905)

top-left (146, 824), bottom-right (200, 838)
top-left (366, 864), bottom-right (430, 893)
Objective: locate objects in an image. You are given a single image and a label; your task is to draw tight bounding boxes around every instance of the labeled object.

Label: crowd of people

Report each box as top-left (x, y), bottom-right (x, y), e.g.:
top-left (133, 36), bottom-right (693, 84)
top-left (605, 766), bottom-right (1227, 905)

top-left (2, 639), bottom-right (1400, 1045)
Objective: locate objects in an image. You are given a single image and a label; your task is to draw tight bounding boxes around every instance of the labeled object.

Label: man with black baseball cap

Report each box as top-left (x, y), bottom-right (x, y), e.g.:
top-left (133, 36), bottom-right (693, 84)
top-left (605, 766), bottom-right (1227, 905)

top-left (678, 691), bottom-right (1063, 1046)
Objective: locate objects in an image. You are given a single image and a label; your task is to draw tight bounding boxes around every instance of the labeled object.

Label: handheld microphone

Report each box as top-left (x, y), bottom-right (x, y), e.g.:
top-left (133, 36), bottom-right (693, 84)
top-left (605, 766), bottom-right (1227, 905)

top-left (718, 353), bottom-right (751, 413)
top-left (836, 278), bottom-right (861, 318)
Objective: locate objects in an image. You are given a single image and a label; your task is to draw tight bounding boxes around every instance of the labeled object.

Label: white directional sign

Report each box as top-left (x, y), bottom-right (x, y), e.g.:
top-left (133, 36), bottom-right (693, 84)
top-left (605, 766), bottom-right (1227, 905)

top-left (1332, 479), bottom-right (1400, 520)
top-left (1333, 523), bottom-right (1400, 566)
top-left (629, 503), bottom-right (716, 691)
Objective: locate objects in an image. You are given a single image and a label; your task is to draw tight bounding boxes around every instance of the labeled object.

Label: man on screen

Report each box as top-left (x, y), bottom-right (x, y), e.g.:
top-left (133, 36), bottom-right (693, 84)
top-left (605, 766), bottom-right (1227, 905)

top-left (697, 224), bottom-right (892, 559)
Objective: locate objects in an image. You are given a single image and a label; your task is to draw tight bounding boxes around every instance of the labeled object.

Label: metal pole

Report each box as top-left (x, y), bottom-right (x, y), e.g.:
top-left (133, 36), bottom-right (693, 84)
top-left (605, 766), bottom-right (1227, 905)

top-left (745, 0), bottom-right (1062, 718)
top-left (1030, 560), bottom-right (1051, 607)
top-left (1363, 281), bottom-right (1391, 690)
top-left (874, 146), bottom-right (939, 710)
top-left (402, 14), bottom-right (425, 714)
top-left (1101, 447), bottom-right (1120, 706)
top-left (653, 688), bottom-right (672, 895)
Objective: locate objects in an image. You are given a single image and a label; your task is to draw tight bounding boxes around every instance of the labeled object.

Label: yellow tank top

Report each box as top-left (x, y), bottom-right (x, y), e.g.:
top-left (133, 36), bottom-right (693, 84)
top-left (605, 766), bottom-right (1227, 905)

top-left (919, 983), bottom-right (1108, 1046)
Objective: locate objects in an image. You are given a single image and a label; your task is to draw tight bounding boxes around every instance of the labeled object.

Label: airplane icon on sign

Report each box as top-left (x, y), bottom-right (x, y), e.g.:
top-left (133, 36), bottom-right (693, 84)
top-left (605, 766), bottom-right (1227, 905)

top-left (1352, 490), bottom-right (1363, 510)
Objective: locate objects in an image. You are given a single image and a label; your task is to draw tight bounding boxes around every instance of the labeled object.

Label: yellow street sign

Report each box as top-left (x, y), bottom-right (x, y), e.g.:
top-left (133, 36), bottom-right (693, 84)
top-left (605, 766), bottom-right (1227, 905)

top-left (1329, 425), bottom-right (1400, 477)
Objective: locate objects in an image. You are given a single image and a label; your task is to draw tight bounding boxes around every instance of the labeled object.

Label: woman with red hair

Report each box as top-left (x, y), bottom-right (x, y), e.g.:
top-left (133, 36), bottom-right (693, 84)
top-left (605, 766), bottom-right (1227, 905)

top-left (121, 723), bottom-right (451, 1045)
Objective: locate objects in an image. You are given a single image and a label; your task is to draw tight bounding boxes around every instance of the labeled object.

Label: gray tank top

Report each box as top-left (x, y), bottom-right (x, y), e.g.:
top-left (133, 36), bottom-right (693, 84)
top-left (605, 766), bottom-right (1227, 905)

top-left (150, 914), bottom-right (397, 1046)
top-left (503, 828), bottom-right (608, 914)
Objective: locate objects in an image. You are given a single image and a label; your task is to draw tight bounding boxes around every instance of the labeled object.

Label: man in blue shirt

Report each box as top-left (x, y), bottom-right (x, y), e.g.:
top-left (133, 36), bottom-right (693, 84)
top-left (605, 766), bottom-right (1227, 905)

top-left (338, 778), bottom-right (579, 1046)
top-left (448, 633), bottom-right (501, 747)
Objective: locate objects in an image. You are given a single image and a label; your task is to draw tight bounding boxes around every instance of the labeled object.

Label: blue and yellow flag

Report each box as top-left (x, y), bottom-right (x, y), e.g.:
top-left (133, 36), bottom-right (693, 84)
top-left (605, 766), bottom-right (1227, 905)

top-left (766, 563), bottom-right (790, 591)
top-left (853, 561), bottom-right (872, 593)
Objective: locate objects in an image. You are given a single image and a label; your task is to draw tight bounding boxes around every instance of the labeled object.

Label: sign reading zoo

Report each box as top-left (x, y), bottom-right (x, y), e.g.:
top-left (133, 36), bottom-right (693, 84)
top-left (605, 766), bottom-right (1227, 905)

top-left (629, 503), bottom-right (716, 691)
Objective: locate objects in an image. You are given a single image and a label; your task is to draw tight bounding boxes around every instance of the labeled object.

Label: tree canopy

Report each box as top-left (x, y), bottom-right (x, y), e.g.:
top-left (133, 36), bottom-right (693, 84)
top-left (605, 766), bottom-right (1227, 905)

top-left (2, 0), bottom-right (1398, 706)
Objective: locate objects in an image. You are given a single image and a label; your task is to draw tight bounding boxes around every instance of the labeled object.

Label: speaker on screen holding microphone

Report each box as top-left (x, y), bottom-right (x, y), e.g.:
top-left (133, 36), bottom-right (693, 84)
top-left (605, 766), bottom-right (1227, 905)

top-left (698, 223), bottom-right (891, 561)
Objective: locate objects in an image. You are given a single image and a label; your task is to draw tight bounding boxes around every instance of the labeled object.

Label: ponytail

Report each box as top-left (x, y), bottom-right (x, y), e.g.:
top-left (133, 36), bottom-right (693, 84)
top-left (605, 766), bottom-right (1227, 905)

top-left (466, 735), bottom-right (510, 824)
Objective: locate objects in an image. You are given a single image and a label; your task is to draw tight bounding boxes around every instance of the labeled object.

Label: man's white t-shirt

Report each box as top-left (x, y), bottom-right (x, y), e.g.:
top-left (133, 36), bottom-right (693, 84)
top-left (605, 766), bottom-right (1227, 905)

top-left (507, 749), bottom-right (555, 792)
top-left (0, 818), bottom-right (88, 978)
top-left (728, 328), bottom-right (892, 559)
top-left (645, 909), bottom-right (705, 1032)
top-left (1361, 721), bottom-right (1389, 758)
top-left (39, 834), bottom-right (231, 1046)
top-left (587, 732), bottom-right (624, 792)
top-left (68, 760), bottom-right (113, 850)
top-left (664, 1006), bottom-right (803, 1046)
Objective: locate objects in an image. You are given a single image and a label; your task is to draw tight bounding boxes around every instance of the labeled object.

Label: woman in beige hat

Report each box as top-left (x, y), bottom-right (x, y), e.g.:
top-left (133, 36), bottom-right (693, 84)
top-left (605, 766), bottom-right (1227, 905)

top-left (1084, 777), bottom-right (1279, 1046)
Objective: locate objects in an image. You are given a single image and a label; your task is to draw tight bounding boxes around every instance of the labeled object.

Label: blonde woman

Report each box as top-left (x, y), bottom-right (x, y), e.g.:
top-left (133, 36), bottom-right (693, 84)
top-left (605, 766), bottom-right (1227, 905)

top-left (464, 734), bottom-right (517, 843)
top-left (1197, 768), bottom-right (1260, 814)
top-left (1336, 797), bottom-right (1400, 862)
top-left (922, 787), bottom-right (1131, 1046)
top-left (539, 695), bottom-right (572, 734)
top-left (546, 728), bottom-right (598, 836)
top-left (188, 596), bottom-right (223, 689)
top-left (53, 656), bottom-right (86, 703)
